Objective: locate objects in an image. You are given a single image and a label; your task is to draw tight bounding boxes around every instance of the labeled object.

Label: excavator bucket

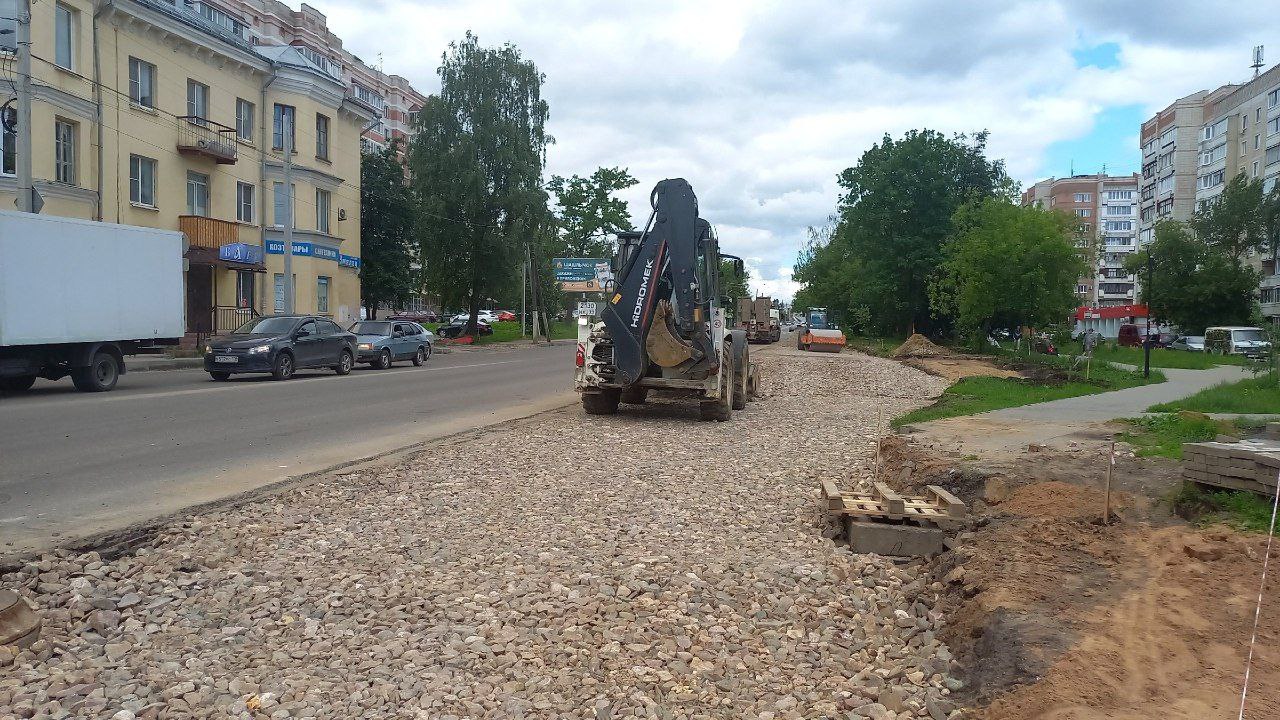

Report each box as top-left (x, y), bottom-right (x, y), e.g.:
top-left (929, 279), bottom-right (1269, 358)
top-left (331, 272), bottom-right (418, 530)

top-left (802, 329), bottom-right (845, 353)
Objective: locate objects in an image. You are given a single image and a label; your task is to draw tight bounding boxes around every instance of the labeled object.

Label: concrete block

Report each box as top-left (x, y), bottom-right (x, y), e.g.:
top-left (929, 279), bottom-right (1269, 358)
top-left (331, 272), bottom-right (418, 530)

top-left (844, 518), bottom-right (945, 558)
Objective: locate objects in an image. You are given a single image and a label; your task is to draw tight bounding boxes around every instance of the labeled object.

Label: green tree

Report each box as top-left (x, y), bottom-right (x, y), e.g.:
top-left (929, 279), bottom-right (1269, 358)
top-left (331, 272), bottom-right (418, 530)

top-left (359, 142), bottom-right (416, 319)
top-left (931, 199), bottom-right (1085, 341)
top-left (1190, 174), bottom-right (1270, 260)
top-left (1126, 220), bottom-right (1260, 333)
top-left (548, 167), bottom-right (638, 258)
top-left (719, 259), bottom-right (750, 304)
top-left (800, 129), bottom-right (1013, 336)
top-left (409, 33), bottom-right (550, 333)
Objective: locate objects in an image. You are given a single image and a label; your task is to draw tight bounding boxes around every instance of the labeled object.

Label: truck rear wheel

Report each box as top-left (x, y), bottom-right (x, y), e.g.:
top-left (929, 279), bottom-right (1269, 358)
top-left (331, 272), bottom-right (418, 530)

top-left (620, 387), bottom-right (649, 404)
top-left (71, 352), bottom-right (119, 392)
top-left (582, 389), bottom-right (621, 415)
top-left (0, 376), bottom-right (37, 393)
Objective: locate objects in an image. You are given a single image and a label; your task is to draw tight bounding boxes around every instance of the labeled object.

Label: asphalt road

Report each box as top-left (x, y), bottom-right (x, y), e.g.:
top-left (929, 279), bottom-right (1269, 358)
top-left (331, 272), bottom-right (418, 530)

top-left (0, 342), bottom-right (576, 558)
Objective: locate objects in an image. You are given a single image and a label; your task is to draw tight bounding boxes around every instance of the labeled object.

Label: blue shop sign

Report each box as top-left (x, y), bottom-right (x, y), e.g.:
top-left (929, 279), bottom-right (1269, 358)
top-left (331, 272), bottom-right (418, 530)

top-left (313, 244), bottom-right (340, 261)
top-left (266, 241), bottom-right (313, 256)
top-left (339, 254), bottom-right (361, 269)
top-left (218, 242), bottom-right (264, 265)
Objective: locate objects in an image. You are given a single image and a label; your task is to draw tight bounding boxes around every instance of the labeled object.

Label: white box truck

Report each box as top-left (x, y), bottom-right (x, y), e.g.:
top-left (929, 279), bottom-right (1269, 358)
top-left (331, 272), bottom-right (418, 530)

top-left (0, 211), bottom-right (186, 392)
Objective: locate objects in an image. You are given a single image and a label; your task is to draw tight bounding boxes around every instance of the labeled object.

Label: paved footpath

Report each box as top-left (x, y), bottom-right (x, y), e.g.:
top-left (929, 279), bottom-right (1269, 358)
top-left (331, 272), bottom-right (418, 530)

top-left (987, 363), bottom-right (1253, 423)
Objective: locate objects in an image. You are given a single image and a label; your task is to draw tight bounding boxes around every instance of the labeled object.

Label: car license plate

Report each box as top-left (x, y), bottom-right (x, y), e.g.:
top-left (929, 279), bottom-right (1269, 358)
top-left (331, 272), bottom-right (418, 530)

top-left (215, 355), bottom-right (238, 364)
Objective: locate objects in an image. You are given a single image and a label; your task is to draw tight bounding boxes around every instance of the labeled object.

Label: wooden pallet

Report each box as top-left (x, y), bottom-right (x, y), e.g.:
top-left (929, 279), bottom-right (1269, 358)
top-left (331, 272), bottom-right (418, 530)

top-left (821, 480), bottom-right (965, 527)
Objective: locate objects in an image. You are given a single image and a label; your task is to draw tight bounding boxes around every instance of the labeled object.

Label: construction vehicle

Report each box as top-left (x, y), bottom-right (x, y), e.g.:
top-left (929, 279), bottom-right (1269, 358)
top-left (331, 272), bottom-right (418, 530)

top-left (797, 307), bottom-right (846, 353)
top-left (574, 178), bottom-right (758, 421)
top-left (736, 296), bottom-right (780, 344)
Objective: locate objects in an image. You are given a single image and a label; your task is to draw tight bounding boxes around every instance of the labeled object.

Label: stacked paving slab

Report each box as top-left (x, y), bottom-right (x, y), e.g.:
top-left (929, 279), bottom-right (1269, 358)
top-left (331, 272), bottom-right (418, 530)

top-left (1182, 425), bottom-right (1280, 496)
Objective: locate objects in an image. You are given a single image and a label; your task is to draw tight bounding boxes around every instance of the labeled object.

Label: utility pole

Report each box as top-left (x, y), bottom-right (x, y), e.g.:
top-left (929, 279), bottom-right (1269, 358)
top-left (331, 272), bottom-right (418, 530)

top-left (15, 0), bottom-right (34, 213)
top-left (282, 112), bottom-right (294, 313)
top-left (520, 250), bottom-right (527, 337)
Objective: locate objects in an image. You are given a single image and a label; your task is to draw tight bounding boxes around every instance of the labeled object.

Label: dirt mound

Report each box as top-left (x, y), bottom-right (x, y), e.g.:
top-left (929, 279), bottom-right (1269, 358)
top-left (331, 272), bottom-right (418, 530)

top-left (892, 333), bottom-right (951, 358)
top-left (1001, 480), bottom-right (1130, 520)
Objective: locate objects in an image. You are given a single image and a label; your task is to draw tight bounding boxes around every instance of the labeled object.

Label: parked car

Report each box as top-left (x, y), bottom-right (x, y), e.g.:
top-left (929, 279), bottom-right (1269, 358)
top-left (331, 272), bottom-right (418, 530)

top-left (204, 315), bottom-right (356, 381)
top-left (437, 318), bottom-right (494, 338)
top-left (1168, 335), bottom-right (1206, 352)
top-left (449, 310), bottom-right (500, 325)
top-left (1117, 324), bottom-right (1142, 347)
top-left (1205, 326), bottom-right (1271, 358)
top-left (496, 310), bottom-right (516, 322)
top-left (350, 320), bottom-right (434, 369)
top-left (388, 311), bottom-right (438, 323)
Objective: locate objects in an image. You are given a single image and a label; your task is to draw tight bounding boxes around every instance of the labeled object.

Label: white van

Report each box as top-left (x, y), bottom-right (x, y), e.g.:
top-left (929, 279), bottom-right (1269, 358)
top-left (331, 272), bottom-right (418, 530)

top-left (1204, 326), bottom-right (1271, 358)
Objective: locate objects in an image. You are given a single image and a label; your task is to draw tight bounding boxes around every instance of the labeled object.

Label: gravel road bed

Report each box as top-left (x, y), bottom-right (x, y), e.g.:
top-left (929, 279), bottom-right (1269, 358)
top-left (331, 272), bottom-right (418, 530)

top-left (3, 351), bottom-right (956, 720)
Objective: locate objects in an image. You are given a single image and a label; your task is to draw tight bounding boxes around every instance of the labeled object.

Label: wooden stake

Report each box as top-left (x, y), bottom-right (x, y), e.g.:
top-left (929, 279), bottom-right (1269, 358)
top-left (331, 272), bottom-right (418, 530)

top-left (1103, 440), bottom-right (1115, 524)
top-left (872, 406), bottom-right (884, 483)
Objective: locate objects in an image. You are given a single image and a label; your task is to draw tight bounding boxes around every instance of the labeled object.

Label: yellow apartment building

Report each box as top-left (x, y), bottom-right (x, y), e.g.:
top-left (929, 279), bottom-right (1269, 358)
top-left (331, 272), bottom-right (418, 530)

top-left (0, 0), bottom-right (378, 342)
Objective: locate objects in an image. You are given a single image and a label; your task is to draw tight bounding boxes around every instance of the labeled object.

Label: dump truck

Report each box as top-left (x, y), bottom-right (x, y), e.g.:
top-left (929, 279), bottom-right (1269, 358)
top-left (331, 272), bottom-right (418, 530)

top-left (797, 307), bottom-right (845, 353)
top-left (736, 296), bottom-right (779, 343)
top-left (0, 211), bottom-right (185, 392)
top-left (574, 178), bottom-right (758, 421)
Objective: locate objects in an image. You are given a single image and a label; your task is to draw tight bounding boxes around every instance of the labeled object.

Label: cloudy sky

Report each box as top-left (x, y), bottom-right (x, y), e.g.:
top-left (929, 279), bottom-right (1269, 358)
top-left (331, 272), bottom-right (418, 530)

top-left (322, 0), bottom-right (1279, 300)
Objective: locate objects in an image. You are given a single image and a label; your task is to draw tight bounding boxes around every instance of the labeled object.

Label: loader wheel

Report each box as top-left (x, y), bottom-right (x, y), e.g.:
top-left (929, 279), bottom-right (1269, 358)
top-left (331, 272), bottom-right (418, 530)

top-left (699, 354), bottom-right (733, 422)
top-left (620, 387), bottom-right (649, 404)
top-left (582, 389), bottom-right (621, 415)
top-left (732, 348), bottom-right (749, 410)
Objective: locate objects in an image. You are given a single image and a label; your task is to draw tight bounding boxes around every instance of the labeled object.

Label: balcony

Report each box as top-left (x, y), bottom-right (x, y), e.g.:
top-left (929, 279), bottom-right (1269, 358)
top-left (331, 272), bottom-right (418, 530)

top-left (180, 215), bottom-right (240, 250)
top-left (177, 116), bottom-right (238, 164)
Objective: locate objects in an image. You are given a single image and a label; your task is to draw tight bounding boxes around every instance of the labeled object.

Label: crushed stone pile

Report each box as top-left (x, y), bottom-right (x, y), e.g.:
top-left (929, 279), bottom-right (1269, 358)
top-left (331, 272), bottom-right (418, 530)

top-left (4, 353), bottom-right (961, 720)
top-left (892, 334), bottom-right (952, 359)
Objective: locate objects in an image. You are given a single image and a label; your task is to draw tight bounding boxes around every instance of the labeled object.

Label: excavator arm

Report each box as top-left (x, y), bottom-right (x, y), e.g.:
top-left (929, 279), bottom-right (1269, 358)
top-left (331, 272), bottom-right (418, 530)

top-left (601, 178), bottom-right (716, 385)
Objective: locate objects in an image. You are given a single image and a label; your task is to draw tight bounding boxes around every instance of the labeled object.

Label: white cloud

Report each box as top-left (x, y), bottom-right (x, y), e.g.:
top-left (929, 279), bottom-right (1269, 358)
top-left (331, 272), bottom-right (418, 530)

top-left (319, 0), bottom-right (1280, 300)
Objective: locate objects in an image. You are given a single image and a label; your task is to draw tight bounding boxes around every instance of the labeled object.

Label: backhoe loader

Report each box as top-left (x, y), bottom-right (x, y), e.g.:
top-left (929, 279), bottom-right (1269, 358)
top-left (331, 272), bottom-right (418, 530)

top-left (573, 178), bottom-right (758, 421)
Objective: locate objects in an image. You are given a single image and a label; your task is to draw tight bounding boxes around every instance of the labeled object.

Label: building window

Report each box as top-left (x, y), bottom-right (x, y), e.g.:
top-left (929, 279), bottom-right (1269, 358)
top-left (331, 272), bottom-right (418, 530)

top-left (1266, 145), bottom-right (1280, 167)
top-left (1105, 220), bottom-right (1133, 232)
top-left (315, 188), bottom-right (331, 233)
top-left (315, 114), bottom-right (330, 160)
top-left (273, 273), bottom-right (295, 313)
top-left (1268, 118), bottom-right (1280, 138)
top-left (55, 3), bottom-right (75, 69)
top-left (1198, 170), bottom-right (1225, 190)
top-left (272, 182), bottom-right (295, 227)
top-left (187, 171), bottom-right (209, 216)
top-left (0, 120), bottom-right (13, 176)
top-left (129, 155), bottom-right (156, 207)
top-left (273, 104), bottom-right (296, 151)
top-left (187, 80), bottom-right (209, 123)
top-left (54, 119), bottom-right (76, 185)
top-left (1105, 190), bottom-right (1133, 201)
top-left (1073, 192), bottom-right (1091, 202)
top-left (236, 181), bottom-right (254, 223)
top-left (1269, 88), bottom-right (1279, 108)
top-left (1105, 205), bottom-right (1132, 216)
top-left (236, 271), bottom-right (255, 309)
top-left (1076, 284), bottom-right (1088, 295)
top-left (1074, 208), bottom-right (1091, 217)
top-left (197, 1), bottom-right (248, 40)
top-left (236, 98), bottom-right (254, 141)
top-left (0, 0), bottom-right (15, 53)
top-left (316, 276), bottom-right (330, 314)
top-left (127, 57), bottom-right (155, 107)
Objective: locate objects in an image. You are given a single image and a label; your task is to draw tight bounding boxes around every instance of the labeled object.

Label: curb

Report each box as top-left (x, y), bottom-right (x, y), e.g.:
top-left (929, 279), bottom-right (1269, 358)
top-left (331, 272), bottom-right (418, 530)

top-left (125, 357), bottom-right (205, 372)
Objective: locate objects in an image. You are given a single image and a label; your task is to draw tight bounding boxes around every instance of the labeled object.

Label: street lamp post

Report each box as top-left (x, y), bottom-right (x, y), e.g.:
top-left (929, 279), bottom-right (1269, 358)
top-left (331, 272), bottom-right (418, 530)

top-left (1143, 251), bottom-right (1153, 379)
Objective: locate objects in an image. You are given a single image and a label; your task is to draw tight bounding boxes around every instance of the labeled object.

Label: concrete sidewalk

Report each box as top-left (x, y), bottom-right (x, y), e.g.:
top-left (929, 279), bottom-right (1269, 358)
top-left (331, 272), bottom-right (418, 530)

top-left (986, 364), bottom-right (1252, 422)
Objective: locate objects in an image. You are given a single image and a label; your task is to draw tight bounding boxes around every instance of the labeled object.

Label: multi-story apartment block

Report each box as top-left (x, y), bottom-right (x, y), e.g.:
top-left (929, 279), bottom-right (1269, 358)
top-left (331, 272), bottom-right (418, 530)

top-left (1140, 63), bottom-right (1280, 326)
top-left (1021, 173), bottom-right (1141, 307)
top-left (212, 1), bottom-right (427, 159)
top-left (0, 0), bottom-right (378, 342)
top-left (1192, 64), bottom-right (1280, 325)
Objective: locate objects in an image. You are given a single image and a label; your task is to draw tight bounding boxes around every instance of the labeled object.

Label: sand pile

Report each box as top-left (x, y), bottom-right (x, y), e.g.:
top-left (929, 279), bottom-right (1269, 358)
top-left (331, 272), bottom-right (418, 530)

top-left (892, 333), bottom-right (951, 358)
